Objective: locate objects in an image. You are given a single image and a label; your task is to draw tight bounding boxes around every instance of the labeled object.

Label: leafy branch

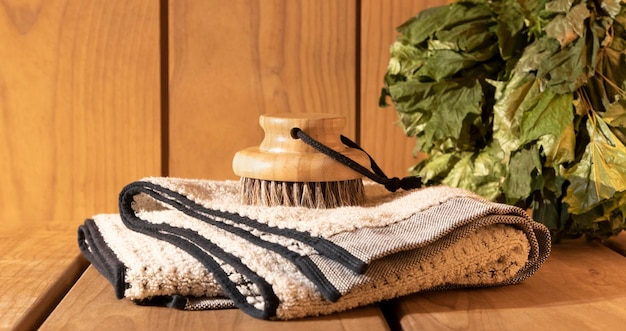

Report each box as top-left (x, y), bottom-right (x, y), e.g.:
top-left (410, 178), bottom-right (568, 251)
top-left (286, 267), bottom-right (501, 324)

top-left (381, 0), bottom-right (626, 241)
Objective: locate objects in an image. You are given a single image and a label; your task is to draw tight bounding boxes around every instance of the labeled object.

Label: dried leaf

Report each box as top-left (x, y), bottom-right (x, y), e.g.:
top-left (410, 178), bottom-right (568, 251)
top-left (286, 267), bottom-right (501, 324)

top-left (601, 0), bottom-right (623, 18)
top-left (382, 0), bottom-right (626, 238)
top-left (545, 0), bottom-right (574, 13)
top-left (545, 2), bottom-right (590, 47)
top-left (540, 122), bottom-right (577, 166)
top-left (563, 114), bottom-right (626, 213)
top-left (603, 98), bottom-right (626, 127)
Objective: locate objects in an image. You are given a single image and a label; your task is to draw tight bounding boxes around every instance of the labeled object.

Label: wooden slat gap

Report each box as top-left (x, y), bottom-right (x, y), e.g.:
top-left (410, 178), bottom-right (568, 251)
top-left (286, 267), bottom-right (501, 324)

top-left (160, 0), bottom-right (170, 177)
top-left (14, 255), bottom-right (90, 331)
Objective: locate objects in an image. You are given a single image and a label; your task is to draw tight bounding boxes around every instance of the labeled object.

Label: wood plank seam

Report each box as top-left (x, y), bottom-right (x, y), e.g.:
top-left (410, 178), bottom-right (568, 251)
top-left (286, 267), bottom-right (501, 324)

top-left (160, 0), bottom-right (170, 177)
top-left (13, 255), bottom-right (90, 331)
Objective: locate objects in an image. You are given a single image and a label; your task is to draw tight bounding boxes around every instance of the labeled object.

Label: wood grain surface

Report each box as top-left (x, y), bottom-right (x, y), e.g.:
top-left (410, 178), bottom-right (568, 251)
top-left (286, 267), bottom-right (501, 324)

top-left (0, 0), bottom-right (161, 228)
top-left (359, 0), bottom-right (450, 177)
top-left (384, 240), bottom-right (626, 331)
top-left (0, 228), bottom-right (88, 330)
top-left (168, 0), bottom-right (357, 180)
top-left (41, 266), bottom-right (391, 331)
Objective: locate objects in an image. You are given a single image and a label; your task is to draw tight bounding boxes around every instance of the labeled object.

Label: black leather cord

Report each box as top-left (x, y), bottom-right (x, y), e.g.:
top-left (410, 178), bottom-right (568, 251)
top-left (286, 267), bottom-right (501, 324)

top-left (290, 127), bottom-right (422, 192)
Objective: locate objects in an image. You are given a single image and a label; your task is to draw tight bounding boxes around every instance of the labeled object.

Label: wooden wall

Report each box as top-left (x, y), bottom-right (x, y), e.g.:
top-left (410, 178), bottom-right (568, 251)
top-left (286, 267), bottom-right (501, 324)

top-left (0, 0), bottom-right (161, 231)
top-left (168, 0), bottom-right (358, 179)
top-left (360, 0), bottom-right (452, 177)
top-left (1, 0), bottom-right (450, 229)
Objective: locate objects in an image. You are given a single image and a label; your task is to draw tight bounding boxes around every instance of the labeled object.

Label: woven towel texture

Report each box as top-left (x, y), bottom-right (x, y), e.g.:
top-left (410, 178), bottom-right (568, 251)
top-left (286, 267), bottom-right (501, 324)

top-left (78, 178), bottom-right (551, 320)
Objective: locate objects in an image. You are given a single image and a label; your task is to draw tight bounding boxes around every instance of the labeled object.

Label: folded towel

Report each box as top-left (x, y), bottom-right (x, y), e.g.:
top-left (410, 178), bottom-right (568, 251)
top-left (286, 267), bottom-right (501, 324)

top-left (78, 177), bottom-right (551, 320)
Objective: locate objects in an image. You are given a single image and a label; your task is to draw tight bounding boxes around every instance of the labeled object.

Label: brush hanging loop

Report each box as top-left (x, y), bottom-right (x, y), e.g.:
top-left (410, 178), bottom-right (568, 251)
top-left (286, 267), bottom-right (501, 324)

top-left (290, 128), bottom-right (422, 192)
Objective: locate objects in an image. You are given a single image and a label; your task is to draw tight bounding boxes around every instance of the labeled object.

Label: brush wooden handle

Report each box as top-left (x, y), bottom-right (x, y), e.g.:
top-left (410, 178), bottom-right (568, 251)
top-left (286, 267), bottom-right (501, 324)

top-left (232, 113), bottom-right (371, 182)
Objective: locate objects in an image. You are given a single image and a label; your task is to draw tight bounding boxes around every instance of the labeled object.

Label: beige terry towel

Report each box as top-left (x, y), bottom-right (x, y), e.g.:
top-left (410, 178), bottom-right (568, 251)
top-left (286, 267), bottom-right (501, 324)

top-left (78, 178), bottom-right (551, 320)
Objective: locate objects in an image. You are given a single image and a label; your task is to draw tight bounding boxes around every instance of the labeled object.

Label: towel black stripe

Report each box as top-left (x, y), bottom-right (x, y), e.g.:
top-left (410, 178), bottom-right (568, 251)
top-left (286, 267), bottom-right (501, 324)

top-left (122, 182), bottom-right (354, 302)
top-left (120, 181), bottom-right (366, 302)
top-left (136, 181), bottom-right (365, 273)
top-left (119, 191), bottom-right (280, 319)
top-left (78, 219), bottom-right (128, 299)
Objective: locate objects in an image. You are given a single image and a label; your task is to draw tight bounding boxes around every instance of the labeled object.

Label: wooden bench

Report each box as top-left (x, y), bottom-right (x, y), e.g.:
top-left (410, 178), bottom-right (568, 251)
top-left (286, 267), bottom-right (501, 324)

top-left (4, 224), bottom-right (626, 331)
top-left (0, 227), bottom-right (88, 331)
top-left (382, 237), bottom-right (626, 330)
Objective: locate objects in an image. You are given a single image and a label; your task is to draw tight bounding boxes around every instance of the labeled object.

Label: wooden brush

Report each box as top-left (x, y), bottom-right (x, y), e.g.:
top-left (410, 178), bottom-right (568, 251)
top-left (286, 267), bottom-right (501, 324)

top-left (232, 113), bottom-right (371, 208)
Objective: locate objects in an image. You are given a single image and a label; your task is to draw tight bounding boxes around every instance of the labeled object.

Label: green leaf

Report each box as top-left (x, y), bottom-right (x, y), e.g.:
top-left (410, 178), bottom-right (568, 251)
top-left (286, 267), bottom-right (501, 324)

top-left (520, 89), bottom-right (574, 145)
top-left (441, 144), bottom-right (504, 201)
top-left (540, 165), bottom-right (568, 198)
top-left (388, 78), bottom-right (484, 153)
top-left (490, 38), bottom-right (561, 159)
top-left (539, 121), bottom-right (577, 166)
top-left (395, 6), bottom-right (450, 45)
top-left (434, 17), bottom-right (495, 53)
top-left (423, 81), bottom-right (483, 145)
top-left (531, 188), bottom-right (565, 237)
top-left (397, 110), bottom-right (427, 137)
top-left (512, 37), bottom-right (562, 79)
top-left (491, 78), bottom-right (538, 159)
top-left (569, 206), bottom-right (606, 236)
top-left (397, 1), bottom-right (492, 46)
top-left (415, 50), bottom-right (472, 81)
top-left (538, 33), bottom-right (593, 94)
top-left (491, 0), bottom-right (527, 60)
top-left (413, 152), bottom-right (456, 182)
top-left (386, 41), bottom-right (423, 77)
top-left (502, 145), bottom-right (543, 203)
top-left (563, 114), bottom-right (626, 214)
top-left (523, 0), bottom-right (555, 38)
top-left (416, 45), bottom-right (500, 81)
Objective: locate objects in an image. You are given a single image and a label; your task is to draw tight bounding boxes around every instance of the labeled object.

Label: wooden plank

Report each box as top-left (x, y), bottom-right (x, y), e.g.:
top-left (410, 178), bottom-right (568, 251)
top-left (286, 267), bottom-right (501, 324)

top-left (0, 0), bottom-right (161, 229)
top-left (41, 266), bottom-right (391, 330)
top-left (168, 0), bottom-right (357, 179)
top-left (0, 228), bottom-right (89, 331)
top-left (383, 240), bottom-right (626, 331)
top-left (359, 0), bottom-right (450, 177)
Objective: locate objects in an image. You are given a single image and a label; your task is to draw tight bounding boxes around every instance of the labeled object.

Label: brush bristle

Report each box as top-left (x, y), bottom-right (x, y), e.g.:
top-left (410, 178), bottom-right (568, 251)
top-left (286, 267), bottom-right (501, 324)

top-left (240, 177), bottom-right (365, 208)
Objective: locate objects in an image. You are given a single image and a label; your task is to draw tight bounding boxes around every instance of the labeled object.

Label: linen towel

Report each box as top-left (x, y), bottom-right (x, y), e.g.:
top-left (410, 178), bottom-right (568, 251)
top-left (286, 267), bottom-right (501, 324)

top-left (78, 177), bottom-right (551, 320)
